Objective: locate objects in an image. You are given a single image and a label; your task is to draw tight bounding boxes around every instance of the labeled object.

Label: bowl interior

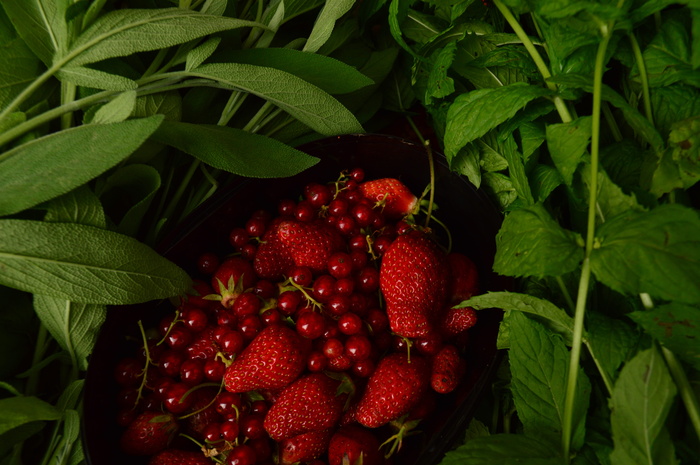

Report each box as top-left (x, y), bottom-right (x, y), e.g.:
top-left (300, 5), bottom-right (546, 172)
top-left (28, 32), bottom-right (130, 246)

top-left (82, 134), bottom-right (507, 465)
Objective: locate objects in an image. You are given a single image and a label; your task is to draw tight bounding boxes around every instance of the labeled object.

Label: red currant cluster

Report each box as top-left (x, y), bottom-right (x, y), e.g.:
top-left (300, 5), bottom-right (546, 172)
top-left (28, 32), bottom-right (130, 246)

top-left (112, 167), bottom-right (479, 465)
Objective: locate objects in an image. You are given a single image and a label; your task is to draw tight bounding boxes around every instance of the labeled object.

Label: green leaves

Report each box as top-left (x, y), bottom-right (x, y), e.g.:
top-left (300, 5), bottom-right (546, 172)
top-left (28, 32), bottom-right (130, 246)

top-left (440, 433), bottom-right (563, 465)
top-left (494, 204), bottom-right (584, 278)
top-left (152, 121), bottom-right (319, 178)
top-left (509, 312), bottom-right (590, 449)
top-left (0, 219), bottom-right (191, 304)
top-left (444, 83), bottom-right (551, 160)
top-left (590, 204), bottom-right (700, 304)
top-left (609, 347), bottom-right (678, 464)
top-left (64, 9), bottom-right (261, 67)
top-left (2, 0), bottom-right (69, 65)
top-left (0, 396), bottom-right (61, 436)
top-left (0, 116), bottom-right (163, 217)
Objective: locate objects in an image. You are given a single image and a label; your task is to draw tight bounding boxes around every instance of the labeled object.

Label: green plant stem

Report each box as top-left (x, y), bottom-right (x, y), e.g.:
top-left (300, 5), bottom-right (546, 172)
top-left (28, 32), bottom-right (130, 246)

top-left (492, 0), bottom-right (573, 124)
top-left (242, 101), bottom-right (274, 132)
top-left (0, 63), bottom-right (61, 122)
top-left (661, 347), bottom-right (700, 443)
top-left (60, 82), bottom-right (77, 130)
top-left (25, 325), bottom-right (50, 397)
top-left (628, 32), bottom-right (654, 127)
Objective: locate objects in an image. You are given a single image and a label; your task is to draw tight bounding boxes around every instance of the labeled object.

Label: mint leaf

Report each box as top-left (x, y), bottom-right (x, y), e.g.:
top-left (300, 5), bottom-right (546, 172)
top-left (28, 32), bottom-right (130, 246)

top-left (584, 312), bottom-right (639, 385)
top-left (494, 204), bottom-right (584, 278)
top-left (629, 303), bottom-right (700, 370)
top-left (501, 132), bottom-right (534, 204)
top-left (642, 16), bottom-right (700, 88)
top-left (66, 8), bottom-right (260, 66)
top-left (425, 41), bottom-right (457, 104)
top-left (609, 346), bottom-right (678, 464)
top-left (0, 219), bottom-right (191, 304)
top-left (546, 116), bottom-right (591, 186)
top-left (509, 312), bottom-right (590, 449)
top-left (581, 162), bottom-right (644, 220)
top-left (461, 291), bottom-right (574, 339)
top-left (530, 164), bottom-right (563, 203)
top-left (444, 83), bottom-right (551, 160)
top-left (440, 433), bottom-right (563, 465)
top-left (0, 116), bottom-right (163, 217)
top-left (0, 396), bottom-right (61, 435)
top-left (590, 204), bottom-right (700, 304)
top-left (152, 121), bottom-right (319, 178)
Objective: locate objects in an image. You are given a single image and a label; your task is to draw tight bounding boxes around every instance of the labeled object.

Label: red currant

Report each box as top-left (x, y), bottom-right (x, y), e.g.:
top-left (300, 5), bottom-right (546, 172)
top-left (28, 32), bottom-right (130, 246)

top-left (227, 444), bottom-right (257, 465)
top-left (328, 252), bottom-right (353, 279)
top-left (197, 252), bottom-right (220, 275)
top-left (296, 311), bottom-right (326, 339)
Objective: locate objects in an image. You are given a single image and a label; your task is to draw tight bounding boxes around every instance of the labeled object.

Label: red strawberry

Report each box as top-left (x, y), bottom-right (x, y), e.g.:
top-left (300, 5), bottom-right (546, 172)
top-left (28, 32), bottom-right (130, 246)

top-left (379, 230), bottom-right (449, 338)
top-left (278, 428), bottom-right (334, 464)
top-left (254, 221), bottom-right (295, 280)
top-left (120, 411), bottom-right (179, 455)
top-left (440, 306), bottom-right (478, 339)
top-left (446, 252), bottom-right (479, 305)
top-left (148, 449), bottom-right (211, 465)
top-left (185, 326), bottom-right (219, 361)
top-left (354, 352), bottom-right (430, 428)
top-left (264, 373), bottom-right (345, 440)
top-left (223, 325), bottom-right (305, 393)
top-left (328, 425), bottom-right (384, 465)
top-left (431, 344), bottom-right (465, 394)
top-left (210, 257), bottom-right (256, 308)
top-left (358, 178), bottom-right (418, 220)
top-left (277, 219), bottom-right (344, 273)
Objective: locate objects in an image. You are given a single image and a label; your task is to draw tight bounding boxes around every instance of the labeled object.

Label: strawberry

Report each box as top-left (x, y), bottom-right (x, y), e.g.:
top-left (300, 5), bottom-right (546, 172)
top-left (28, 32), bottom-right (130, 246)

top-left (254, 222), bottom-right (295, 280)
top-left (120, 411), bottom-right (179, 455)
top-left (354, 352), bottom-right (430, 428)
top-left (148, 449), bottom-right (211, 465)
top-left (431, 344), bottom-right (465, 394)
top-left (185, 326), bottom-right (219, 361)
top-left (379, 230), bottom-right (449, 338)
top-left (328, 425), bottom-right (384, 465)
top-left (446, 252), bottom-right (479, 305)
top-left (358, 178), bottom-right (418, 220)
top-left (264, 373), bottom-right (345, 440)
top-left (210, 257), bottom-right (256, 308)
top-left (277, 219), bottom-right (344, 273)
top-left (278, 428), bottom-right (334, 465)
top-left (440, 306), bottom-right (478, 339)
top-left (223, 324), bottom-right (305, 393)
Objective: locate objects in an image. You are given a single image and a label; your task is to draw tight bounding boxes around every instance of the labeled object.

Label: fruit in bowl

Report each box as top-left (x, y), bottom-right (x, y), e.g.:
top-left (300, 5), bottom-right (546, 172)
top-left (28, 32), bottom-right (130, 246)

top-left (82, 134), bottom-right (506, 465)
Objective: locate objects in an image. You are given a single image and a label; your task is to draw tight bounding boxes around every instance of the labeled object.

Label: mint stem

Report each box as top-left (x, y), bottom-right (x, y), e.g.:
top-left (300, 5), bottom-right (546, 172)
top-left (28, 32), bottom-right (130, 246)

top-left (661, 347), bottom-right (700, 443)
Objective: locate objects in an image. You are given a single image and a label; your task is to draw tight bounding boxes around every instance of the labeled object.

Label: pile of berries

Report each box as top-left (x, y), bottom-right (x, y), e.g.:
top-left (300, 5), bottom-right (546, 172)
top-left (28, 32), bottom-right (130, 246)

top-left (113, 168), bottom-right (480, 465)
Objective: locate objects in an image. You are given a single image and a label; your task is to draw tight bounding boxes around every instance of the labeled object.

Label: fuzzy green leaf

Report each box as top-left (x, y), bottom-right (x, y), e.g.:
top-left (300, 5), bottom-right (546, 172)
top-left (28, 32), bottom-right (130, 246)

top-left (0, 116), bottom-right (163, 217)
top-left (444, 83), bottom-right (551, 160)
top-left (66, 8), bottom-right (261, 66)
top-left (0, 38), bottom-right (43, 109)
top-left (0, 396), bottom-right (61, 436)
top-left (56, 66), bottom-right (137, 91)
top-left (92, 90), bottom-right (136, 124)
top-left (152, 121), bottom-right (319, 178)
top-left (494, 204), bottom-right (584, 278)
top-left (225, 48), bottom-right (374, 94)
top-left (0, 219), bottom-right (191, 304)
top-left (99, 164), bottom-right (161, 236)
top-left (591, 204), bottom-right (700, 304)
top-left (303, 0), bottom-right (355, 53)
top-left (609, 346), bottom-right (678, 464)
top-left (2, 0), bottom-right (69, 65)
top-left (188, 63), bottom-right (363, 135)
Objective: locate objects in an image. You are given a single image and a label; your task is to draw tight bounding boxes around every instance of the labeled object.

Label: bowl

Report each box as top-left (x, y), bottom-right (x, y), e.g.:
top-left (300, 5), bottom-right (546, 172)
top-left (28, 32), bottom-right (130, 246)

top-left (82, 133), bottom-right (507, 465)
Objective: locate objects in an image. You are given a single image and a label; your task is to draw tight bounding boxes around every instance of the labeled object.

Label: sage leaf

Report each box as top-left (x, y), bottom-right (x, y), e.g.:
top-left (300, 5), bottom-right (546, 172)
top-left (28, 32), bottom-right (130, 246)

top-left (0, 38), bottom-right (43, 109)
top-left (56, 66), bottom-right (137, 91)
top-left (509, 311), bottom-right (590, 450)
top-left (185, 37), bottom-right (221, 71)
top-left (66, 8), bottom-right (261, 66)
top-left (0, 219), bottom-right (191, 304)
top-left (629, 303), bottom-right (700, 370)
top-left (153, 121), bottom-right (319, 177)
top-left (0, 396), bottom-right (62, 435)
top-left (44, 186), bottom-right (106, 229)
top-left (494, 204), bottom-right (584, 278)
top-left (33, 296), bottom-right (105, 372)
top-left (188, 63), bottom-right (363, 135)
top-left (2, 0), bottom-right (69, 65)
top-left (225, 49), bottom-right (374, 94)
top-left (590, 204), bottom-right (700, 304)
top-left (461, 291), bottom-right (575, 338)
top-left (546, 116), bottom-right (591, 186)
top-left (0, 115), bottom-right (163, 217)
top-left (609, 346), bottom-right (678, 464)
top-left (444, 83), bottom-right (551, 160)
top-left (440, 433), bottom-right (563, 465)
top-left (92, 90), bottom-right (136, 124)
top-left (99, 164), bottom-right (161, 236)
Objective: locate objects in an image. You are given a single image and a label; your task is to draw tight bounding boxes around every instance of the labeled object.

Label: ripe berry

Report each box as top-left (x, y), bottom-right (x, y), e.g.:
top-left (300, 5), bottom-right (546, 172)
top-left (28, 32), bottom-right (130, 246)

top-left (295, 200), bottom-right (316, 222)
top-left (158, 350), bottom-right (185, 377)
top-left (338, 312), bottom-right (362, 335)
top-left (349, 167), bottom-right (365, 182)
top-left (351, 358), bottom-right (376, 378)
top-left (220, 330), bottom-right (245, 355)
top-left (261, 308), bottom-right (283, 326)
top-left (180, 359), bottom-right (205, 386)
top-left (326, 294), bottom-right (351, 317)
top-left (296, 311), bottom-right (326, 339)
top-left (278, 290), bottom-right (302, 315)
top-left (351, 203), bottom-right (375, 227)
top-left (278, 199), bottom-right (296, 217)
top-left (305, 182), bottom-right (332, 207)
top-left (345, 334), bottom-right (372, 361)
top-left (204, 359), bottom-right (226, 382)
top-left (197, 252), bottom-right (220, 275)
top-left (238, 314), bottom-right (263, 340)
top-left (328, 252), bottom-right (353, 279)
top-left (221, 419), bottom-right (240, 441)
top-left (240, 413), bottom-right (266, 440)
top-left (328, 198), bottom-right (348, 217)
top-left (114, 357), bottom-right (143, 387)
top-left (335, 215), bottom-right (358, 236)
top-left (229, 227), bottom-right (250, 248)
top-left (290, 266), bottom-right (314, 287)
top-left (312, 275), bottom-right (336, 303)
top-left (246, 217), bottom-right (267, 237)
top-left (307, 351), bottom-right (328, 372)
top-left (323, 338), bottom-right (345, 359)
top-left (227, 444), bottom-right (257, 465)
top-left (216, 392), bottom-right (243, 419)
top-left (233, 292), bottom-right (262, 318)
top-left (163, 382), bottom-right (194, 414)
top-left (356, 267), bottom-right (379, 293)
top-left (180, 306), bottom-right (208, 332)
